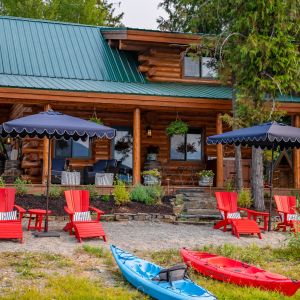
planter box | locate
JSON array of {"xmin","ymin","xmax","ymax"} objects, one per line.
[
  {"xmin": 143, "ymin": 175, "xmax": 161, "ymax": 186},
  {"xmin": 95, "ymin": 173, "xmax": 114, "ymax": 186},
  {"xmin": 61, "ymin": 171, "xmax": 80, "ymax": 185},
  {"xmin": 198, "ymin": 176, "xmax": 214, "ymax": 187}
]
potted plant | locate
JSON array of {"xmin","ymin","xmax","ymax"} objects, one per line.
[
  {"xmin": 146, "ymin": 145, "xmax": 159, "ymax": 161},
  {"xmin": 142, "ymin": 168, "xmax": 161, "ymax": 185},
  {"xmin": 197, "ymin": 170, "xmax": 214, "ymax": 187},
  {"xmin": 166, "ymin": 119, "xmax": 188, "ymax": 137}
]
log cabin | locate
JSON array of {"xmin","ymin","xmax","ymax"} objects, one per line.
[{"xmin": 0, "ymin": 16, "xmax": 299, "ymax": 189}]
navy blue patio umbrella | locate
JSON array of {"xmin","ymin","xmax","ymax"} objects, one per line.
[
  {"xmin": 0, "ymin": 109, "xmax": 116, "ymax": 236},
  {"xmin": 207, "ymin": 121, "xmax": 300, "ymax": 231}
]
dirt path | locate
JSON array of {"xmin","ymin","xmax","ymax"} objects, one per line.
[{"xmin": 0, "ymin": 220, "xmax": 287, "ymax": 255}]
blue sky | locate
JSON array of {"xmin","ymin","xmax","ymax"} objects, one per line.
[{"xmin": 111, "ymin": 0, "xmax": 168, "ymax": 29}]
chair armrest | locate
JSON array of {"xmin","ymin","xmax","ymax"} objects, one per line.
[
  {"xmin": 14, "ymin": 205, "xmax": 26, "ymax": 214},
  {"xmin": 64, "ymin": 206, "xmax": 74, "ymax": 215},
  {"xmin": 240, "ymin": 208, "xmax": 269, "ymax": 216},
  {"xmin": 89, "ymin": 206, "xmax": 104, "ymax": 215}
]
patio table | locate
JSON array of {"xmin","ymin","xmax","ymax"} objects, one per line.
[
  {"xmin": 27, "ymin": 209, "xmax": 52, "ymax": 232},
  {"xmin": 246, "ymin": 209, "xmax": 269, "ymax": 231}
]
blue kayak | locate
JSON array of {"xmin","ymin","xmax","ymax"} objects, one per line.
[{"xmin": 110, "ymin": 245, "xmax": 217, "ymax": 300}]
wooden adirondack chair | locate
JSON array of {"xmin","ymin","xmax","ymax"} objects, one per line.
[
  {"xmin": 214, "ymin": 191, "xmax": 263, "ymax": 239},
  {"xmin": 0, "ymin": 188, "xmax": 26, "ymax": 243},
  {"xmin": 274, "ymin": 195, "xmax": 300, "ymax": 232},
  {"xmin": 64, "ymin": 190, "xmax": 106, "ymax": 242}
]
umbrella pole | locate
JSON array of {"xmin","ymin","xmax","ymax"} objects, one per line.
[
  {"xmin": 268, "ymin": 146, "xmax": 275, "ymax": 231},
  {"xmin": 44, "ymin": 138, "xmax": 51, "ymax": 232}
]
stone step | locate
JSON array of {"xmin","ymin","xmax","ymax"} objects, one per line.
[
  {"xmin": 178, "ymin": 214, "xmax": 221, "ymax": 220},
  {"xmin": 184, "ymin": 201, "xmax": 216, "ymax": 210},
  {"xmin": 182, "ymin": 195, "xmax": 215, "ymax": 201},
  {"xmin": 176, "ymin": 188, "xmax": 206, "ymax": 194},
  {"xmin": 184, "ymin": 208, "xmax": 220, "ymax": 215}
]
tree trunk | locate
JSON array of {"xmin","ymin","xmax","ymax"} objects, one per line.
[
  {"xmin": 251, "ymin": 146, "xmax": 265, "ymax": 211},
  {"xmin": 232, "ymin": 74, "xmax": 243, "ymax": 191},
  {"xmin": 235, "ymin": 145, "xmax": 243, "ymax": 191}
]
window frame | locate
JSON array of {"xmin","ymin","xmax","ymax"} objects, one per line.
[
  {"xmin": 182, "ymin": 54, "xmax": 217, "ymax": 79},
  {"xmin": 169, "ymin": 128, "xmax": 204, "ymax": 162},
  {"xmin": 54, "ymin": 138, "xmax": 92, "ymax": 159}
]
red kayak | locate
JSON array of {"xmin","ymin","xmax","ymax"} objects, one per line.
[{"xmin": 180, "ymin": 248, "xmax": 300, "ymax": 296}]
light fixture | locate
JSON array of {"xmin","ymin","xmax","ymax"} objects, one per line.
[
  {"xmin": 6, "ymin": 137, "xmax": 11, "ymax": 144},
  {"xmin": 146, "ymin": 126, "xmax": 152, "ymax": 137}
]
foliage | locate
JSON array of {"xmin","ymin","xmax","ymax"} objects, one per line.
[
  {"xmin": 89, "ymin": 116, "xmax": 103, "ymax": 125},
  {"xmin": 146, "ymin": 145, "xmax": 159, "ymax": 154},
  {"xmin": 101, "ymin": 194, "xmax": 110, "ymax": 202},
  {"xmin": 166, "ymin": 119, "xmax": 189, "ymax": 136},
  {"xmin": 49, "ymin": 185, "xmax": 62, "ymax": 199},
  {"xmin": 141, "ymin": 168, "xmax": 161, "ymax": 178},
  {"xmin": 14, "ymin": 177, "xmax": 31, "ymax": 196},
  {"xmin": 112, "ymin": 180, "xmax": 130, "ymax": 205},
  {"xmin": 0, "ymin": 0, "xmax": 123, "ymax": 27},
  {"xmin": 237, "ymin": 189, "xmax": 252, "ymax": 208},
  {"xmin": 225, "ymin": 179, "xmax": 234, "ymax": 192},
  {"xmin": 173, "ymin": 194, "xmax": 184, "ymax": 206},
  {"xmin": 0, "ymin": 176, "xmax": 5, "ymax": 187},
  {"xmin": 197, "ymin": 170, "xmax": 214, "ymax": 178},
  {"xmin": 130, "ymin": 184, "xmax": 163, "ymax": 205},
  {"xmin": 84, "ymin": 184, "xmax": 99, "ymax": 200}
]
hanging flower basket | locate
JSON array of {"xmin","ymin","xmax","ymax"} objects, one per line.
[
  {"xmin": 166, "ymin": 119, "xmax": 189, "ymax": 136},
  {"xmin": 89, "ymin": 116, "xmax": 103, "ymax": 125}
]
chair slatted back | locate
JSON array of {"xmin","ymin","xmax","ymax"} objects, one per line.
[
  {"xmin": 215, "ymin": 192, "xmax": 238, "ymax": 213},
  {"xmin": 0, "ymin": 188, "xmax": 16, "ymax": 212},
  {"xmin": 274, "ymin": 195, "xmax": 297, "ymax": 214},
  {"xmin": 64, "ymin": 190, "xmax": 90, "ymax": 213}
]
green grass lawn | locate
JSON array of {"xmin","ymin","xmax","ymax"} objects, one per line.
[{"xmin": 1, "ymin": 236, "xmax": 300, "ymax": 299}]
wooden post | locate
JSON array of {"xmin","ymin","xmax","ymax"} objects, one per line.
[
  {"xmin": 294, "ymin": 115, "xmax": 300, "ymax": 188},
  {"xmin": 133, "ymin": 108, "xmax": 141, "ymax": 185},
  {"xmin": 42, "ymin": 104, "xmax": 51, "ymax": 184},
  {"xmin": 216, "ymin": 113, "xmax": 224, "ymax": 187}
]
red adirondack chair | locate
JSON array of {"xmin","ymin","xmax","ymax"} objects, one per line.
[
  {"xmin": 64, "ymin": 190, "xmax": 106, "ymax": 242},
  {"xmin": 274, "ymin": 195, "xmax": 300, "ymax": 232},
  {"xmin": 0, "ymin": 188, "xmax": 26, "ymax": 243},
  {"xmin": 214, "ymin": 191, "xmax": 263, "ymax": 239}
]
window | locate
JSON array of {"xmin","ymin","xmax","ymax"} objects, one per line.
[
  {"xmin": 113, "ymin": 127, "xmax": 133, "ymax": 170},
  {"xmin": 183, "ymin": 56, "xmax": 217, "ymax": 78},
  {"xmin": 55, "ymin": 138, "xmax": 90, "ymax": 158},
  {"xmin": 170, "ymin": 130, "xmax": 202, "ymax": 161}
]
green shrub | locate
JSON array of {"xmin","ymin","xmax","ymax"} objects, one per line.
[
  {"xmin": 130, "ymin": 184, "xmax": 163, "ymax": 205},
  {"xmin": 14, "ymin": 177, "xmax": 31, "ymax": 196},
  {"xmin": 145, "ymin": 185, "xmax": 164, "ymax": 204},
  {"xmin": 101, "ymin": 194, "xmax": 110, "ymax": 202},
  {"xmin": 238, "ymin": 189, "xmax": 252, "ymax": 208},
  {"xmin": 130, "ymin": 184, "xmax": 152, "ymax": 204},
  {"xmin": 84, "ymin": 184, "xmax": 99, "ymax": 200},
  {"xmin": 226, "ymin": 179, "xmax": 234, "ymax": 191},
  {"xmin": 0, "ymin": 176, "xmax": 5, "ymax": 187},
  {"xmin": 113, "ymin": 180, "xmax": 130, "ymax": 205},
  {"xmin": 49, "ymin": 185, "xmax": 62, "ymax": 198}
]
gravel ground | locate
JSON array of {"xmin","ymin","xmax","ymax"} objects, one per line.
[{"xmin": 0, "ymin": 220, "xmax": 288, "ymax": 255}]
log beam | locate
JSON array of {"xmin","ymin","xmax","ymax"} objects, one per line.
[
  {"xmin": 42, "ymin": 104, "xmax": 51, "ymax": 184},
  {"xmin": 216, "ymin": 113, "xmax": 224, "ymax": 187},
  {"xmin": 294, "ymin": 115, "xmax": 300, "ymax": 188},
  {"xmin": 133, "ymin": 108, "xmax": 141, "ymax": 185}
]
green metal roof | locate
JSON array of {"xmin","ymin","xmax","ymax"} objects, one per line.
[
  {"xmin": 0, "ymin": 17, "xmax": 299, "ymax": 103},
  {"xmin": 0, "ymin": 16, "xmax": 145, "ymax": 83}
]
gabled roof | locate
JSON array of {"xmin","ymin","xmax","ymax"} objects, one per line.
[
  {"xmin": 0, "ymin": 16, "xmax": 299, "ymax": 103},
  {"xmin": 0, "ymin": 16, "xmax": 145, "ymax": 83}
]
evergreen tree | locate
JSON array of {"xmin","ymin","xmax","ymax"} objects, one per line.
[
  {"xmin": 0, "ymin": 0, "xmax": 123, "ymax": 26},
  {"xmin": 159, "ymin": 0, "xmax": 300, "ymax": 209}
]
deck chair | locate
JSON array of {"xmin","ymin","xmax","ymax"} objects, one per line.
[
  {"xmin": 274, "ymin": 195, "xmax": 300, "ymax": 232},
  {"xmin": 64, "ymin": 190, "xmax": 106, "ymax": 242},
  {"xmin": 0, "ymin": 188, "xmax": 26, "ymax": 243},
  {"xmin": 214, "ymin": 191, "xmax": 262, "ymax": 239}
]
